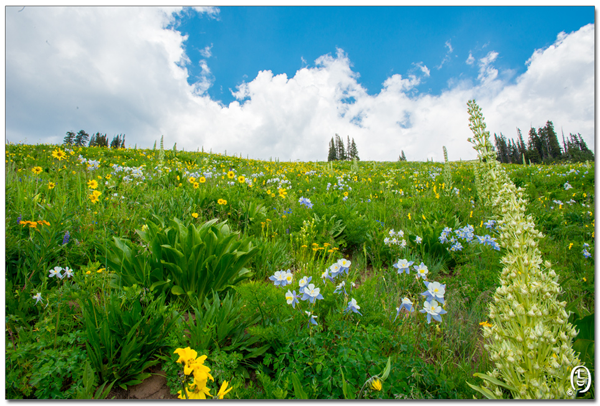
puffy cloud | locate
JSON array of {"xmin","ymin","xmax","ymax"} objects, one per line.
[{"xmin": 5, "ymin": 8, "xmax": 593, "ymax": 162}]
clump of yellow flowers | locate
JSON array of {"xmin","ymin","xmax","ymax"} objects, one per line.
[
  {"xmin": 466, "ymin": 100, "xmax": 580, "ymax": 399},
  {"xmin": 174, "ymin": 347, "xmax": 232, "ymax": 400}
]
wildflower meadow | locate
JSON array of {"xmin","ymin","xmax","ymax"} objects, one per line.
[{"xmin": 5, "ymin": 101, "xmax": 595, "ymax": 399}]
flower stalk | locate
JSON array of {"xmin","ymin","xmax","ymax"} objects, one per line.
[{"xmin": 466, "ymin": 100, "xmax": 580, "ymax": 399}]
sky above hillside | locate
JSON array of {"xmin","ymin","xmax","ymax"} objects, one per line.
[{"xmin": 5, "ymin": 6, "xmax": 594, "ymax": 161}]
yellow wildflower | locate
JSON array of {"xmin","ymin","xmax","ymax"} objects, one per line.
[
  {"xmin": 51, "ymin": 148, "xmax": 67, "ymax": 160},
  {"xmin": 217, "ymin": 381, "xmax": 233, "ymax": 399},
  {"xmin": 371, "ymin": 379, "xmax": 382, "ymax": 391}
]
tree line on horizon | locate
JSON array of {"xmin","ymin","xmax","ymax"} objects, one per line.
[
  {"xmin": 493, "ymin": 121, "xmax": 594, "ymax": 164},
  {"xmin": 63, "ymin": 130, "xmax": 126, "ymax": 149},
  {"xmin": 327, "ymin": 134, "xmax": 359, "ymax": 161}
]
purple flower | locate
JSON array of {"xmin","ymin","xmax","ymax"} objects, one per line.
[
  {"xmin": 62, "ymin": 231, "xmax": 70, "ymax": 245},
  {"xmin": 17, "ymin": 215, "xmax": 22, "ymax": 225}
]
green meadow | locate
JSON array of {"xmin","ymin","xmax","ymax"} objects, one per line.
[{"xmin": 5, "ymin": 111, "xmax": 594, "ymax": 399}]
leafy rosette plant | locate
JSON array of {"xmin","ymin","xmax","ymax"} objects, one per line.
[
  {"xmin": 466, "ymin": 100, "xmax": 580, "ymax": 399},
  {"xmin": 107, "ymin": 217, "xmax": 257, "ymax": 305}
]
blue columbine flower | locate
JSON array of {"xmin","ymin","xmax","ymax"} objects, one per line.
[
  {"xmin": 305, "ymin": 311, "xmax": 318, "ymax": 326},
  {"xmin": 344, "ymin": 298, "xmax": 362, "ymax": 315},
  {"xmin": 421, "ymin": 281, "xmax": 445, "ymax": 304},
  {"xmin": 583, "ymin": 249, "xmax": 592, "ymax": 259},
  {"xmin": 298, "ymin": 276, "xmax": 312, "ymax": 293},
  {"xmin": 62, "ymin": 231, "xmax": 70, "ymax": 245},
  {"xmin": 269, "ymin": 270, "xmax": 288, "ymax": 287},
  {"xmin": 321, "ymin": 269, "xmax": 334, "ymax": 284},
  {"xmin": 414, "ymin": 262, "xmax": 429, "ymax": 279},
  {"xmin": 329, "ymin": 263, "xmax": 343, "ymax": 278},
  {"xmin": 394, "ymin": 297, "xmax": 414, "ymax": 321},
  {"xmin": 301, "ymin": 284, "xmax": 324, "ymax": 303},
  {"xmin": 419, "ymin": 300, "xmax": 447, "ymax": 323},
  {"xmin": 298, "ymin": 197, "xmax": 313, "ymax": 209},
  {"xmin": 334, "ymin": 281, "xmax": 346, "ymax": 295},
  {"xmin": 393, "ymin": 259, "xmax": 414, "ymax": 275},
  {"xmin": 337, "ymin": 258, "xmax": 351, "ymax": 274},
  {"xmin": 286, "ymin": 290, "xmax": 299, "ymax": 308}
]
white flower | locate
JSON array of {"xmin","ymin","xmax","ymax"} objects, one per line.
[
  {"xmin": 63, "ymin": 267, "xmax": 74, "ymax": 279},
  {"xmin": 32, "ymin": 292, "xmax": 43, "ymax": 304},
  {"xmin": 49, "ymin": 266, "xmax": 62, "ymax": 278}
]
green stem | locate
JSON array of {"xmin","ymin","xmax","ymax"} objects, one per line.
[{"xmin": 53, "ymin": 302, "xmax": 61, "ymax": 350}]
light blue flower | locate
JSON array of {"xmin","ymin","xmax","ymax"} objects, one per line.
[
  {"xmin": 484, "ymin": 220, "xmax": 496, "ymax": 229},
  {"xmin": 414, "ymin": 262, "xmax": 429, "ymax": 279},
  {"xmin": 337, "ymin": 258, "xmax": 351, "ymax": 274},
  {"xmin": 299, "ymin": 276, "xmax": 312, "ymax": 293},
  {"xmin": 419, "ymin": 300, "xmax": 447, "ymax": 323},
  {"xmin": 344, "ymin": 298, "xmax": 362, "ymax": 315},
  {"xmin": 415, "ymin": 236, "xmax": 422, "ymax": 244},
  {"xmin": 285, "ymin": 290, "xmax": 299, "ymax": 308},
  {"xmin": 329, "ymin": 263, "xmax": 343, "ymax": 278},
  {"xmin": 301, "ymin": 284, "xmax": 324, "ymax": 303},
  {"xmin": 298, "ymin": 197, "xmax": 313, "ymax": 209},
  {"xmin": 334, "ymin": 281, "xmax": 346, "ymax": 295},
  {"xmin": 583, "ymin": 249, "xmax": 592, "ymax": 259},
  {"xmin": 305, "ymin": 311, "xmax": 318, "ymax": 326},
  {"xmin": 394, "ymin": 297, "xmax": 413, "ymax": 321},
  {"xmin": 449, "ymin": 242, "xmax": 463, "ymax": 252},
  {"xmin": 269, "ymin": 270, "xmax": 288, "ymax": 287},
  {"xmin": 321, "ymin": 269, "xmax": 334, "ymax": 284},
  {"xmin": 393, "ymin": 259, "xmax": 414, "ymax": 275},
  {"xmin": 421, "ymin": 281, "xmax": 445, "ymax": 304}
]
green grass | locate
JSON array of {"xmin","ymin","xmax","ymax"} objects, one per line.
[{"xmin": 5, "ymin": 142, "xmax": 594, "ymax": 399}]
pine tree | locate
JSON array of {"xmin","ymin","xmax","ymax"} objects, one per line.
[
  {"xmin": 516, "ymin": 128, "xmax": 527, "ymax": 159},
  {"xmin": 327, "ymin": 137, "xmax": 337, "ymax": 161},
  {"xmin": 544, "ymin": 121, "xmax": 562, "ymax": 160},
  {"xmin": 400, "ymin": 150, "xmax": 406, "ymax": 161},
  {"xmin": 110, "ymin": 134, "xmax": 125, "ymax": 149},
  {"xmin": 526, "ymin": 127, "xmax": 542, "ymax": 164},
  {"xmin": 74, "ymin": 130, "xmax": 89, "ymax": 147},
  {"xmin": 350, "ymin": 138, "xmax": 359, "ymax": 160},
  {"xmin": 63, "ymin": 131, "xmax": 76, "ymax": 146},
  {"xmin": 335, "ymin": 134, "xmax": 346, "ymax": 160}
]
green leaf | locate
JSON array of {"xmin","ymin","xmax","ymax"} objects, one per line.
[
  {"xmin": 467, "ymin": 382, "xmax": 498, "ymax": 399},
  {"xmin": 290, "ymin": 373, "xmax": 309, "ymax": 399},
  {"xmin": 171, "ymin": 285, "xmax": 185, "ymax": 296},
  {"xmin": 380, "ymin": 356, "xmax": 392, "ymax": 380},
  {"xmin": 473, "ymin": 372, "xmax": 517, "ymax": 392},
  {"xmin": 574, "ymin": 313, "xmax": 594, "ymax": 341},
  {"xmin": 340, "ymin": 366, "xmax": 355, "ymax": 400},
  {"xmin": 573, "ymin": 339, "xmax": 595, "ymax": 366}
]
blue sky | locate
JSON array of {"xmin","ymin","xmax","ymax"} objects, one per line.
[
  {"xmin": 173, "ymin": 7, "xmax": 593, "ymax": 105},
  {"xmin": 5, "ymin": 6, "xmax": 595, "ymax": 161}
]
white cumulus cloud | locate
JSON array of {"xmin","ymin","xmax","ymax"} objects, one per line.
[{"xmin": 5, "ymin": 8, "xmax": 594, "ymax": 162}]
